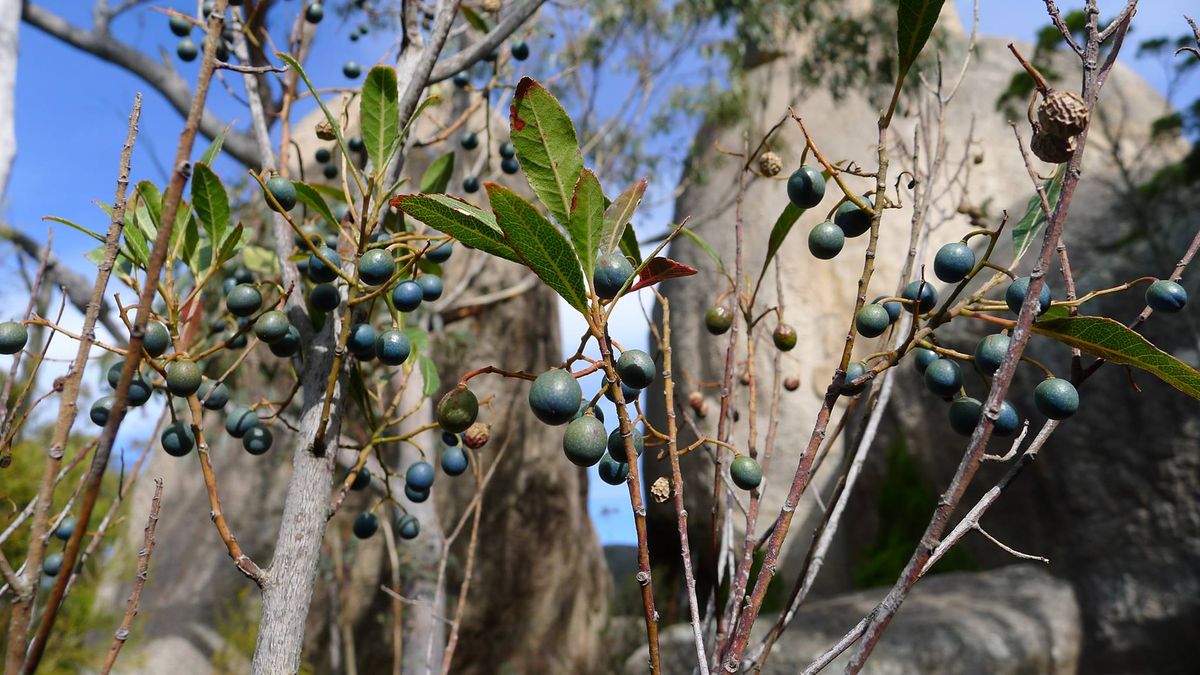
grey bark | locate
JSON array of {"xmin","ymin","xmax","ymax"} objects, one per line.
[{"xmin": 0, "ymin": 0, "xmax": 18, "ymax": 200}]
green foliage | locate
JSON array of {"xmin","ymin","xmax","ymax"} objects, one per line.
[
  {"xmin": 509, "ymin": 78, "xmax": 584, "ymax": 227},
  {"xmin": 567, "ymin": 170, "xmax": 606, "ymax": 278},
  {"xmin": 854, "ymin": 437, "xmax": 977, "ymax": 588},
  {"xmin": 895, "ymin": 0, "xmax": 947, "ymax": 87},
  {"xmin": 360, "ymin": 65, "xmax": 399, "ymax": 172},
  {"xmin": 419, "ymin": 153, "xmax": 455, "ymax": 194},
  {"xmin": 1012, "ymin": 164, "xmax": 1066, "ymax": 264}
]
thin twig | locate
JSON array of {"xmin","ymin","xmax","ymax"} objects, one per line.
[{"xmin": 99, "ymin": 477, "xmax": 164, "ymax": 675}]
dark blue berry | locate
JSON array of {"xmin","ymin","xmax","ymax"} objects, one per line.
[
  {"xmin": 392, "ymin": 280, "xmax": 423, "ymax": 312},
  {"xmin": 161, "ymin": 421, "xmax": 195, "ymax": 457},
  {"xmin": 460, "ymin": 131, "xmax": 479, "ymax": 150},
  {"xmin": 511, "ymin": 41, "xmax": 530, "ymax": 61},
  {"xmin": 499, "ymin": 142, "xmax": 516, "ymax": 159},
  {"xmin": 176, "ymin": 37, "xmax": 198, "ymax": 62},
  {"xmin": 349, "ymin": 323, "xmax": 377, "ymax": 359},
  {"xmin": 352, "ymin": 512, "xmax": 378, "ymax": 539},
  {"xmin": 226, "ymin": 284, "xmax": 262, "ymax": 316},
  {"xmin": 463, "ymin": 176, "xmax": 480, "ymax": 193},
  {"xmin": 924, "ymin": 358, "xmax": 962, "ymax": 398},
  {"xmin": 323, "ymin": 163, "xmax": 338, "ymax": 180},
  {"xmin": 594, "ymin": 252, "xmax": 634, "ymax": 300},
  {"xmin": 842, "ymin": 361, "xmax": 869, "ymax": 395},
  {"xmin": 416, "ymin": 275, "xmax": 443, "ymax": 301},
  {"xmin": 376, "ymin": 330, "xmax": 411, "ymax": 366},
  {"xmin": 225, "ymin": 405, "xmax": 260, "ymax": 438},
  {"xmin": 933, "ymin": 242, "xmax": 975, "ymax": 283},
  {"xmin": 405, "ymin": 484, "xmax": 430, "ymax": 503},
  {"xmin": 948, "ymin": 397, "xmax": 982, "ymax": 436},
  {"xmin": 315, "ymin": 147, "xmax": 332, "ymax": 163},
  {"xmin": 872, "ymin": 296, "xmax": 902, "ymax": 323},
  {"xmin": 913, "ymin": 347, "xmax": 939, "ymax": 373},
  {"xmin": 786, "ymin": 166, "xmax": 825, "ymax": 209},
  {"xmin": 197, "ymin": 379, "xmax": 230, "ymax": 410},
  {"xmin": 266, "ymin": 176, "xmax": 297, "ymax": 211},
  {"xmin": 349, "ymin": 466, "xmax": 371, "ymax": 490},
  {"xmin": 529, "ymin": 369, "xmax": 583, "ymax": 425},
  {"xmin": 994, "ymin": 400, "xmax": 1021, "ymax": 436},
  {"xmin": 305, "ymin": 3, "xmax": 324, "ymax": 23},
  {"xmin": 607, "ymin": 427, "xmax": 644, "ymax": 458},
  {"xmin": 243, "ymin": 426, "xmax": 273, "ymax": 455},
  {"xmin": 166, "ymin": 360, "xmax": 202, "ymax": 396},
  {"xmin": 901, "ymin": 280, "xmax": 938, "ymax": 313},
  {"xmin": 598, "ymin": 453, "xmax": 629, "ymax": 485},
  {"xmin": 309, "ymin": 283, "xmax": 341, "ymax": 312},
  {"xmin": 427, "ymin": 241, "xmax": 453, "ymax": 263},
  {"xmin": 308, "ymin": 247, "xmax": 342, "ymax": 283},
  {"xmin": 348, "ymin": 136, "xmax": 365, "ymax": 153},
  {"xmin": 53, "ymin": 517, "xmax": 75, "ymax": 541},
  {"xmin": 406, "ymin": 461, "xmax": 435, "ymax": 489},
  {"xmin": 616, "ymin": 349, "xmax": 656, "ymax": 389},
  {"xmin": 1146, "ymin": 279, "xmax": 1187, "ymax": 313},
  {"xmin": 169, "ymin": 15, "xmax": 192, "ymax": 36},
  {"xmin": 254, "ymin": 311, "xmax": 290, "ymax": 344},
  {"xmin": 563, "ymin": 416, "xmax": 607, "ymax": 467},
  {"xmin": 1005, "ymin": 276, "xmax": 1052, "ymax": 315},
  {"xmin": 43, "ymin": 552, "xmax": 63, "ymax": 577},
  {"xmin": 1034, "ymin": 378, "xmax": 1078, "ymax": 420},
  {"xmin": 269, "ymin": 326, "xmax": 300, "ymax": 357},
  {"xmin": 144, "ymin": 320, "xmax": 171, "ymax": 357},
  {"xmin": 974, "ymin": 333, "xmax": 1010, "ymax": 376},
  {"xmin": 441, "ymin": 446, "xmax": 468, "ymax": 476},
  {"xmin": 834, "ymin": 197, "xmax": 874, "ymax": 238},
  {"xmin": 358, "ymin": 249, "xmax": 396, "ymax": 286},
  {"xmin": 501, "ymin": 157, "xmax": 520, "ymax": 174},
  {"xmin": 453, "ymin": 71, "xmax": 470, "ymax": 87},
  {"xmin": 343, "ymin": 61, "xmax": 362, "ymax": 79},
  {"xmin": 855, "ymin": 304, "xmax": 891, "ymax": 338},
  {"xmin": 572, "ymin": 401, "xmax": 604, "ymax": 424},
  {"xmin": 442, "ymin": 431, "xmax": 460, "ymax": 446},
  {"xmin": 397, "ymin": 514, "xmax": 420, "ymax": 539},
  {"xmin": 808, "ymin": 221, "xmax": 844, "ymax": 259}
]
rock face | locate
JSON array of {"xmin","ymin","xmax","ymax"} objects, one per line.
[
  {"xmin": 626, "ymin": 565, "xmax": 1082, "ymax": 675},
  {"xmin": 99, "ymin": 86, "xmax": 609, "ymax": 673},
  {"xmin": 648, "ymin": 9, "xmax": 1196, "ymax": 675}
]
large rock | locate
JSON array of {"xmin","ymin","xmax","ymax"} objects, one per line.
[{"xmin": 625, "ymin": 565, "xmax": 1081, "ymax": 674}]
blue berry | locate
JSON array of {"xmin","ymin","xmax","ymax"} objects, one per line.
[
  {"xmin": 1146, "ymin": 280, "xmax": 1187, "ymax": 313},
  {"xmin": 416, "ymin": 275, "xmax": 443, "ymax": 301},
  {"xmin": 352, "ymin": 512, "xmax": 378, "ymax": 539},
  {"xmin": 855, "ymin": 304, "xmax": 891, "ymax": 338},
  {"xmin": 315, "ymin": 147, "xmax": 332, "ymax": 163},
  {"xmin": 563, "ymin": 415, "xmax": 607, "ymax": 467},
  {"xmin": 460, "ymin": 131, "xmax": 479, "ymax": 150},
  {"xmin": 343, "ymin": 61, "xmax": 362, "ymax": 79},
  {"xmin": 730, "ymin": 455, "xmax": 762, "ymax": 490},
  {"xmin": 442, "ymin": 431, "xmax": 460, "ymax": 446},
  {"xmin": 397, "ymin": 514, "xmax": 420, "ymax": 539},
  {"xmin": 1005, "ymin": 276, "xmax": 1052, "ymax": 315},
  {"xmin": 197, "ymin": 379, "xmax": 230, "ymax": 410},
  {"xmin": 406, "ymin": 461, "xmax": 435, "ymax": 490},
  {"xmin": 358, "ymin": 249, "xmax": 396, "ymax": 286},
  {"xmin": 901, "ymin": 280, "xmax": 938, "ymax": 313},
  {"xmin": 604, "ymin": 381, "xmax": 641, "ymax": 404},
  {"xmin": 572, "ymin": 401, "xmax": 604, "ymax": 424},
  {"xmin": 405, "ymin": 484, "xmax": 430, "ymax": 503},
  {"xmin": 808, "ymin": 221, "xmax": 844, "ymax": 259},
  {"xmin": 309, "ymin": 283, "xmax": 341, "ymax": 312},
  {"xmin": 166, "ymin": 359, "xmax": 203, "ymax": 397},
  {"xmin": 453, "ymin": 71, "xmax": 470, "ymax": 87},
  {"xmin": 43, "ymin": 552, "xmax": 64, "ymax": 577},
  {"xmin": 501, "ymin": 157, "xmax": 520, "ymax": 174},
  {"xmin": 786, "ymin": 166, "xmax": 825, "ymax": 209},
  {"xmin": 90, "ymin": 396, "xmax": 114, "ymax": 426},
  {"xmin": 974, "ymin": 333, "xmax": 1010, "ymax": 376},
  {"xmin": 322, "ymin": 163, "xmax": 339, "ymax": 179},
  {"xmin": 427, "ymin": 241, "xmax": 453, "ymax": 263},
  {"xmin": 176, "ymin": 37, "xmax": 198, "ymax": 62},
  {"xmin": 349, "ymin": 466, "xmax": 371, "ymax": 491},
  {"xmin": 529, "ymin": 369, "xmax": 583, "ymax": 425},
  {"xmin": 933, "ymin": 242, "xmax": 975, "ymax": 283},
  {"xmin": 225, "ymin": 405, "xmax": 261, "ymax": 438},
  {"xmin": 266, "ymin": 176, "xmax": 297, "ymax": 212},
  {"xmin": 594, "ymin": 252, "xmax": 635, "ymax": 299},
  {"xmin": 834, "ymin": 197, "xmax": 873, "ymax": 238},
  {"xmin": 607, "ymin": 427, "xmax": 644, "ymax": 458},
  {"xmin": 169, "ymin": 14, "xmax": 192, "ymax": 36},
  {"xmin": 307, "ymin": 247, "xmax": 342, "ymax": 283},
  {"xmin": 463, "ymin": 176, "xmax": 480, "ymax": 193},
  {"xmin": 243, "ymin": 426, "xmax": 273, "ymax": 455},
  {"xmin": 948, "ymin": 397, "xmax": 982, "ymax": 436},
  {"xmin": 616, "ymin": 349, "xmax": 656, "ymax": 389},
  {"xmin": 143, "ymin": 320, "xmax": 171, "ymax": 357},
  {"xmin": 348, "ymin": 137, "xmax": 365, "ymax": 153},
  {"xmin": 913, "ymin": 347, "xmax": 939, "ymax": 373},
  {"xmin": 254, "ymin": 311, "xmax": 290, "ymax": 344},
  {"xmin": 511, "ymin": 41, "xmax": 530, "ymax": 61},
  {"xmin": 376, "ymin": 330, "xmax": 411, "ymax": 366},
  {"xmin": 598, "ymin": 453, "xmax": 629, "ymax": 485},
  {"xmin": 392, "ymin": 280, "xmax": 423, "ymax": 312},
  {"xmin": 499, "ymin": 142, "xmax": 516, "ymax": 159},
  {"xmin": 924, "ymin": 358, "xmax": 962, "ymax": 397},
  {"xmin": 441, "ymin": 446, "xmax": 468, "ymax": 476},
  {"xmin": 305, "ymin": 3, "xmax": 324, "ymax": 23},
  {"xmin": 53, "ymin": 517, "xmax": 75, "ymax": 541},
  {"xmin": 349, "ymin": 323, "xmax": 377, "ymax": 360},
  {"xmin": 269, "ymin": 326, "xmax": 300, "ymax": 358},
  {"xmin": 1034, "ymin": 378, "xmax": 1078, "ymax": 420},
  {"xmin": 872, "ymin": 296, "xmax": 902, "ymax": 324},
  {"xmin": 161, "ymin": 421, "xmax": 195, "ymax": 457},
  {"xmin": 842, "ymin": 361, "xmax": 869, "ymax": 395},
  {"xmin": 994, "ymin": 400, "xmax": 1021, "ymax": 436}
]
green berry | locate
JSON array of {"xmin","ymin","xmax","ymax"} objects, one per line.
[
  {"xmin": 1146, "ymin": 279, "xmax": 1187, "ymax": 313},
  {"xmin": 169, "ymin": 14, "xmax": 192, "ymax": 36},
  {"xmin": 437, "ymin": 385, "xmax": 479, "ymax": 433},
  {"xmin": 901, "ymin": 280, "xmax": 938, "ymax": 313},
  {"xmin": 143, "ymin": 320, "xmax": 171, "ymax": 357},
  {"xmin": 269, "ymin": 326, "xmax": 300, "ymax": 358},
  {"xmin": 407, "ymin": 461, "xmax": 435, "ymax": 489},
  {"xmin": 1034, "ymin": 378, "xmax": 1078, "ymax": 420},
  {"xmin": 166, "ymin": 359, "xmax": 203, "ymax": 397},
  {"xmin": 397, "ymin": 514, "xmax": 420, "ymax": 539},
  {"xmin": 224, "ymin": 404, "xmax": 261, "ymax": 438},
  {"xmin": 225, "ymin": 284, "xmax": 262, "ymax": 317},
  {"xmin": 594, "ymin": 252, "xmax": 635, "ymax": 300},
  {"xmin": 90, "ymin": 396, "xmax": 114, "ymax": 426},
  {"xmin": 1005, "ymin": 276, "xmax": 1052, "ymax": 315},
  {"xmin": 307, "ymin": 247, "xmax": 341, "ymax": 283},
  {"xmin": 933, "ymin": 242, "xmax": 975, "ymax": 283},
  {"xmin": 834, "ymin": 197, "xmax": 873, "ymax": 238},
  {"xmin": 161, "ymin": 421, "xmax": 195, "ymax": 457},
  {"xmin": 913, "ymin": 347, "xmax": 938, "ymax": 373},
  {"xmin": 730, "ymin": 455, "xmax": 762, "ymax": 490},
  {"xmin": 924, "ymin": 358, "xmax": 962, "ymax": 398},
  {"xmin": 254, "ymin": 311, "xmax": 290, "ymax": 344},
  {"xmin": 948, "ymin": 397, "xmax": 982, "ymax": 436},
  {"xmin": 607, "ymin": 427, "xmax": 644, "ymax": 458},
  {"xmin": 786, "ymin": 166, "xmax": 825, "ymax": 209},
  {"xmin": 376, "ymin": 330, "xmax": 411, "ymax": 366},
  {"xmin": 392, "ymin": 281, "xmax": 423, "ymax": 312},
  {"xmin": 616, "ymin": 350, "xmax": 656, "ymax": 389},
  {"xmin": 243, "ymin": 426, "xmax": 273, "ymax": 455},
  {"xmin": 309, "ymin": 283, "xmax": 341, "ymax": 312},
  {"xmin": 772, "ymin": 324, "xmax": 798, "ymax": 351},
  {"xmin": 358, "ymin": 249, "xmax": 396, "ymax": 286},
  {"xmin": 808, "ymin": 221, "xmax": 845, "ymax": 259},
  {"xmin": 855, "ymin": 304, "xmax": 890, "ymax": 338},
  {"xmin": 197, "ymin": 379, "xmax": 230, "ymax": 410},
  {"xmin": 562, "ymin": 415, "xmax": 607, "ymax": 467},
  {"xmin": 974, "ymin": 333, "xmax": 1010, "ymax": 376},
  {"xmin": 705, "ymin": 306, "xmax": 733, "ymax": 335},
  {"xmin": 842, "ymin": 361, "xmax": 869, "ymax": 396},
  {"xmin": 598, "ymin": 452, "xmax": 629, "ymax": 485},
  {"xmin": 0, "ymin": 321, "xmax": 28, "ymax": 355},
  {"xmin": 529, "ymin": 369, "xmax": 583, "ymax": 425},
  {"xmin": 441, "ymin": 446, "xmax": 468, "ymax": 476},
  {"xmin": 176, "ymin": 37, "xmax": 198, "ymax": 62},
  {"xmin": 352, "ymin": 512, "xmax": 378, "ymax": 539},
  {"xmin": 343, "ymin": 61, "xmax": 362, "ymax": 79},
  {"xmin": 266, "ymin": 176, "xmax": 297, "ymax": 212}
]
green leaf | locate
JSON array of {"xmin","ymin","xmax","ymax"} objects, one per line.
[
  {"xmin": 1012, "ymin": 164, "xmax": 1066, "ymax": 264},
  {"xmin": 567, "ymin": 169, "xmax": 605, "ymax": 278},
  {"xmin": 217, "ymin": 223, "xmax": 244, "ymax": 265},
  {"xmin": 191, "ymin": 163, "xmax": 230, "ymax": 251},
  {"xmin": 85, "ymin": 245, "xmax": 134, "ymax": 284},
  {"xmin": 486, "ymin": 183, "xmax": 589, "ymax": 314},
  {"xmin": 361, "ymin": 65, "xmax": 399, "ymax": 173},
  {"xmin": 1033, "ymin": 316, "xmax": 1200, "ymax": 400},
  {"xmin": 420, "ymin": 153, "xmax": 455, "ymax": 194},
  {"xmin": 293, "ymin": 182, "xmax": 338, "ymax": 228},
  {"xmin": 896, "ymin": 0, "xmax": 947, "ymax": 84},
  {"xmin": 418, "ymin": 355, "xmax": 440, "ymax": 398},
  {"xmin": 242, "ymin": 245, "xmax": 278, "ymax": 276},
  {"xmin": 135, "ymin": 181, "xmax": 162, "ymax": 226},
  {"xmin": 393, "ymin": 193, "xmax": 522, "ymax": 264},
  {"xmin": 509, "ymin": 77, "xmax": 584, "ymax": 227},
  {"xmin": 619, "ymin": 223, "xmax": 642, "ymax": 265},
  {"xmin": 278, "ymin": 52, "xmax": 354, "ymax": 164},
  {"xmin": 460, "ymin": 5, "xmax": 489, "ymax": 32},
  {"xmin": 403, "ymin": 326, "xmax": 429, "ymax": 354},
  {"xmin": 309, "ymin": 183, "xmax": 350, "ymax": 204},
  {"xmin": 761, "ymin": 202, "xmax": 804, "ymax": 277},
  {"xmin": 44, "ymin": 216, "xmax": 104, "ymax": 244},
  {"xmin": 199, "ymin": 125, "xmax": 228, "ymax": 166},
  {"xmin": 678, "ymin": 227, "xmax": 726, "ymax": 274},
  {"xmin": 600, "ymin": 178, "xmax": 645, "ymax": 255}
]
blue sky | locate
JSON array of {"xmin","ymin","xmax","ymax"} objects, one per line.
[{"xmin": 4, "ymin": 1, "xmax": 1197, "ymax": 546}]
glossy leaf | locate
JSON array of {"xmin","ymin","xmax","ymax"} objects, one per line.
[
  {"xmin": 420, "ymin": 153, "xmax": 455, "ymax": 194},
  {"xmin": 600, "ymin": 178, "xmax": 645, "ymax": 256},
  {"xmin": 199, "ymin": 125, "xmax": 227, "ymax": 166},
  {"xmin": 486, "ymin": 183, "xmax": 588, "ymax": 314},
  {"xmin": 217, "ymin": 223, "xmax": 244, "ymax": 265},
  {"xmin": 567, "ymin": 169, "xmax": 605, "ymax": 278},
  {"xmin": 509, "ymin": 77, "xmax": 583, "ymax": 227},
  {"xmin": 677, "ymin": 227, "xmax": 726, "ymax": 274},
  {"xmin": 361, "ymin": 65, "xmax": 399, "ymax": 172},
  {"xmin": 1033, "ymin": 316, "xmax": 1200, "ymax": 400},
  {"xmin": 460, "ymin": 5, "xmax": 489, "ymax": 32},
  {"xmin": 419, "ymin": 354, "xmax": 440, "ymax": 398},
  {"xmin": 294, "ymin": 182, "xmax": 339, "ymax": 228},
  {"xmin": 628, "ymin": 257, "xmax": 698, "ymax": 293},
  {"xmin": 191, "ymin": 163, "xmax": 230, "ymax": 251},
  {"xmin": 1013, "ymin": 164, "xmax": 1066, "ymax": 264},
  {"xmin": 392, "ymin": 193, "xmax": 521, "ymax": 264},
  {"xmin": 896, "ymin": 0, "xmax": 947, "ymax": 84},
  {"xmin": 619, "ymin": 222, "xmax": 642, "ymax": 265},
  {"xmin": 761, "ymin": 202, "xmax": 803, "ymax": 278}
]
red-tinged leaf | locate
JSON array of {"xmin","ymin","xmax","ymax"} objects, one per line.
[{"xmin": 628, "ymin": 257, "xmax": 698, "ymax": 292}]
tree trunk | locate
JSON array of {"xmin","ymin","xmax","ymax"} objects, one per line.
[{"xmin": 0, "ymin": 0, "xmax": 19, "ymax": 199}]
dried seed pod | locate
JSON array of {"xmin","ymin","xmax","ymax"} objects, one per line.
[
  {"xmin": 1030, "ymin": 128, "xmax": 1077, "ymax": 164},
  {"xmin": 758, "ymin": 151, "xmax": 783, "ymax": 177},
  {"xmin": 783, "ymin": 376, "xmax": 800, "ymax": 391},
  {"xmin": 463, "ymin": 422, "xmax": 490, "ymax": 449},
  {"xmin": 1037, "ymin": 90, "xmax": 1088, "ymax": 138},
  {"xmin": 315, "ymin": 119, "xmax": 337, "ymax": 141},
  {"xmin": 687, "ymin": 391, "xmax": 708, "ymax": 418},
  {"xmin": 650, "ymin": 477, "xmax": 671, "ymax": 504},
  {"xmin": 480, "ymin": 0, "xmax": 501, "ymax": 11}
]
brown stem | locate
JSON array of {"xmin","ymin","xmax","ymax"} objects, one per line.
[{"xmin": 98, "ymin": 477, "xmax": 164, "ymax": 675}]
